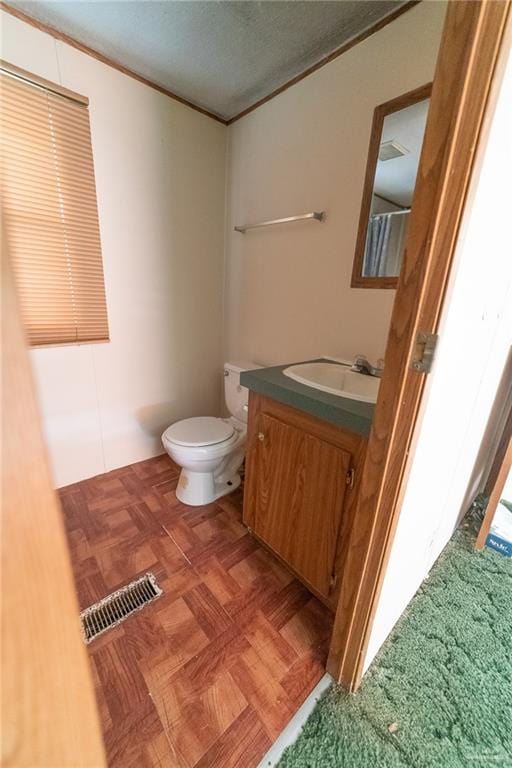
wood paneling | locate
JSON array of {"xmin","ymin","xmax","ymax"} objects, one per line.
[
  {"xmin": 251, "ymin": 412, "xmax": 351, "ymax": 598},
  {"xmin": 328, "ymin": 0, "xmax": 512, "ymax": 691},
  {"xmin": 1, "ymin": 235, "xmax": 105, "ymax": 766},
  {"xmin": 245, "ymin": 392, "xmax": 364, "ymax": 469},
  {"xmin": 61, "ymin": 454, "xmax": 333, "ymax": 768},
  {"xmin": 351, "ymin": 82, "xmax": 432, "ymax": 290},
  {"xmin": 484, "ymin": 393, "xmax": 512, "ymax": 499},
  {"xmin": 243, "ymin": 393, "xmax": 366, "ymax": 607},
  {"xmin": 476, "ymin": 437, "xmax": 512, "ymax": 551}
]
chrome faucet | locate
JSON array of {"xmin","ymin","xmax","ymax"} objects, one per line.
[{"xmin": 351, "ymin": 355, "xmax": 384, "ymax": 378}]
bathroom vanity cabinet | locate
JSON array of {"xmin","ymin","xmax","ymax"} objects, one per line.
[{"xmin": 243, "ymin": 392, "xmax": 367, "ymax": 608}]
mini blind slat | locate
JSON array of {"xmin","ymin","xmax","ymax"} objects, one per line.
[
  {"xmin": 11, "ymin": 258, "xmax": 106, "ymax": 272},
  {"xmin": 7, "ymin": 247, "xmax": 104, "ymax": 261},
  {"xmin": 2, "ymin": 149, "xmax": 97, "ymax": 179},
  {"xmin": 6, "ymin": 199, "xmax": 103, "ymax": 223},
  {"xmin": 8, "ymin": 222, "xmax": 102, "ymax": 237},
  {"xmin": 3, "ymin": 122, "xmax": 96, "ymax": 153},
  {"xmin": 13, "ymin": 282, "xmax": 109, "ymax": 295},
  {"xmin": 0, "ymin": 71, "xmax": 109, "ymax": 347},
  {"xmin": 3, "ymin": 135, "xmax": 98, "ymax": 170},
  {"xmin": 2, "ymin": 99, "xmax": 94, "ymax": 135},
  {"xmin": 5, "ymin": 203, "xmax": 103, "ymax": 224}
]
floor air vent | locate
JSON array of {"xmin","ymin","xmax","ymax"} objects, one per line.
[{"xmin": 80, "ymin": 572, "xmax": 162, "ymax": 643}]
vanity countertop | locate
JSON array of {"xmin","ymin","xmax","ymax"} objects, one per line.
[{"xmin": 241, "ymin": 359, "xmax": 375, "ymax": 438}]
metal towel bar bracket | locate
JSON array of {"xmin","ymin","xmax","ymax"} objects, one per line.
[{"xmin": 234, "ymin": 211, "xmax": 325, "ymax": 233}]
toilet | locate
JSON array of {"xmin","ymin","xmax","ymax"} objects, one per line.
[{"xmin": 161, "ymin": 362, "xmax": 258, "ymax": 506}]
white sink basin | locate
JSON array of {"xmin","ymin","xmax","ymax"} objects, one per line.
[{"xmin": 283, "ymin": 362, "xmax": 380, "ymax": 404}]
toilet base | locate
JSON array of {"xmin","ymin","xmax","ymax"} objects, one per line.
[{"xmin": 176, "ymin": 468, "xmax": 241, "ymax": 506}]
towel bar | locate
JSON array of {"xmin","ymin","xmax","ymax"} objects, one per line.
[{"xmin": 234, "ymin": 211, "xmax": 325, "ymax": 233}]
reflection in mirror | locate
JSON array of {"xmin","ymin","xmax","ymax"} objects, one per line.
[
  {"xmin": 352, "ymin": 84, "xmax": 432, "ymax": 288},
  {"xmin": 364, "ymin": 99, "xmax": 429, "ymax": 278}
]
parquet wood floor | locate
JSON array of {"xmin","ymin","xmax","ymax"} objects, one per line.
[{"xmin": 60, "ymin": 454, "xmax": 333, "ymax": 768}]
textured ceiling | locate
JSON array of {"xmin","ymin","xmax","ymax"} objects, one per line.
[{"xmin": 7, "ymin": 1, "xmax": 408, "ymax": 120}]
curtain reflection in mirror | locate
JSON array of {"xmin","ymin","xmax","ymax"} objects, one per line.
[{"xmin": 363, "ymin": 210, "xmax": 410, "ymax": 277}]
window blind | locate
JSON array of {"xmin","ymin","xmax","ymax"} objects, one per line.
[{"xmin": 0, "ymin": 66, "xmax": 109, "ymax": 346}]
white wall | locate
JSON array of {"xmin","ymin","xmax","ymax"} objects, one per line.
[
  {"xmin": 365, "ymin": 49, "xmax": 512, "ymax": 670},
  {"xmin": 1, "ymin": 11, "xmax": 227, "ymax": 487},
  {"xmin": 224, "ymin": 2, "xmax": 446, "ymax": 367}
]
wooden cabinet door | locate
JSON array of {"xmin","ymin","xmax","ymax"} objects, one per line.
[{"xmin": 251, "ymin": 412, "xmax": 351, "ymax": 599}]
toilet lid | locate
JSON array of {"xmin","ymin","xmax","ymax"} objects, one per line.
[{"xmin": 164, "ymin": 417, "xmax": 234, "ymax": 447}]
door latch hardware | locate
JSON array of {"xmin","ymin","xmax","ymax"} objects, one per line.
[
  {"xmin": 257, "ymin": 432, "xmax": 265, "ymax": 442},
  {"xmin": 411, "ymin": 331, "xmax": 438, "ymax": 374},
  {"xmin": 346, "ymin": 468, "xmax": 355, "ymax": 489}
]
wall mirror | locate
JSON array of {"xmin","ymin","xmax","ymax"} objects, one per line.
[{"xmin": 351, "ymin": 83, "xmax": 432, "ymax": 289}]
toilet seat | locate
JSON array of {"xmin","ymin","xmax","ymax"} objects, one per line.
[
  {"xmin": 163, "ymin": 431, "xmax": 243, "ymax": 464},
  {"xmin": 163, "ymin": 416, "xmax": 234, "ymax": 448}
]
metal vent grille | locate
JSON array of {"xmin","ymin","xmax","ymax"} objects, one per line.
[
  {"xmin": 378, "ymin": 139, "xmax": 409, "ymax": 161},
  {"xmin": 80, "ymin": 572, "xmax": 162, "ymax": 643}
]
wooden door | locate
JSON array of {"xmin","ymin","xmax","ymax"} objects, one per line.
[
  {"xmin": 2, "ymin": 236, "xmax": 106, "ymax": 766},
  {"xmin": 252, "ymin": 413, "xmax": 351, "ymax": 599},
  {"xmin": 328, "ymin": 0, "xmax": 512, "ymax": 690},
  {"xmin": 475, "ymin": 436, "xmax": 512, "ymax": 551}
]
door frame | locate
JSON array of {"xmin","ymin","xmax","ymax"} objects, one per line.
[{"xmin": 327, "ymin": 0, "xmax": 512, "ymax": 691}]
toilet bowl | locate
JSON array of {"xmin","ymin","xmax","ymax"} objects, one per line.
[{"xmin": 161, "ymin": 362, "xmax": 258, "ymax": 506}]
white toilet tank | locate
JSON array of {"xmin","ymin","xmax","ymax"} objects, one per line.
[{"xmin": 224, "ymin": 361, "xmax": 259, "ymax": 423}]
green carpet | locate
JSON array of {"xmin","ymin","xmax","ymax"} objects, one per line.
[{"xmin": 278, "ymin": 517, "xmax": 512, "ymax": 768}]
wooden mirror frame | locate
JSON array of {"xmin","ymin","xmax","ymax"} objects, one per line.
[{"xmin": 351, "ymin": 82, "xmax": 433, "ymax": 289}]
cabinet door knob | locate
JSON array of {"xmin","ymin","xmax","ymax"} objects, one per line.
[{"xmin": 257, "ymin": 432, "xmax": 265, "ymax": 442}]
